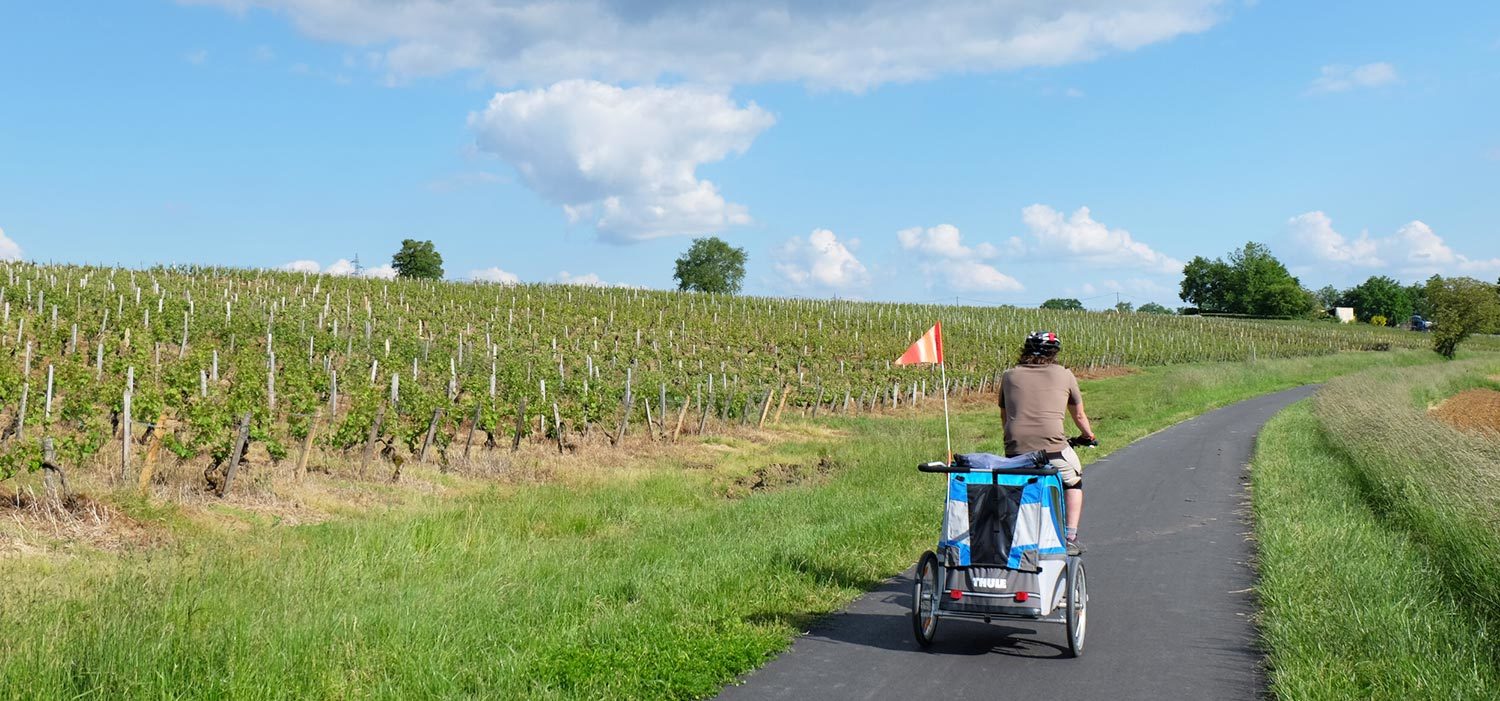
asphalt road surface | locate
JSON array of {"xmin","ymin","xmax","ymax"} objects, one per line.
[{"xmin": 718, "ymin": 385, "xmax": 1317, "ymax": 701}]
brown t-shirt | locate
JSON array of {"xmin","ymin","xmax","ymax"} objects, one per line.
[{"xmin": 998, "ymin": 364, "xmax": 1081, "ymax": 456}]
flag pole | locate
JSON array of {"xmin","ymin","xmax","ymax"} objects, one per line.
[{"xmin": 940, "ymin": 359, "xmax": 952, "ymax": 464}]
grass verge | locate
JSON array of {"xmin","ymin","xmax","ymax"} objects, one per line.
[
  {"xmin": 0, "ymin": 350, "xmax": 1462, "ymax": 699},
  {"xmin": 1253, "ymin": 402, "xmax": 1498, "ymax": 699}
]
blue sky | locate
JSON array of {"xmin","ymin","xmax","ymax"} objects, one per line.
[{"xmin": 1, "ymin": 1, "xmax": 1496, "ymax": 308}]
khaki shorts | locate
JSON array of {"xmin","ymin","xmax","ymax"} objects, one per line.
[{"xmin": 1049, "ymin": 446, "xmax": 1083, "ymax": 487}]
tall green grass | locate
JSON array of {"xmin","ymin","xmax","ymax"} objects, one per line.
[
  {"xmin": 1314, "ymin": 360, "xmax": 1500, "ymax": 628},
  {"xmin": 0, "ymin": 351, "xmax": 1454, "ymax": 699},
  {"xmin": 1253, "ymin": 403, "xmax": 1497, "ymax": 699}
]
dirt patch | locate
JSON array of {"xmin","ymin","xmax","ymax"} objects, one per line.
[
  {"xmin": 1429, "ymin": 388, "xmax": 1500, "ymax": 434},
  {"xmin": 0, "ymin": 489, "xmax": 166, "ymax": 554},
  {"xmin": 1073, "ymin": 366, "xmax": 1138, "ymax": 381},
  {"xmin": 718, "ymin": 457, "xmax": 838, "ymax": 499}
]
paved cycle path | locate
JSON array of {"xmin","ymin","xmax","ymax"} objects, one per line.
[{"xmin": 717, "ymin": 385, "xmax": 1317, "ymax": 701}]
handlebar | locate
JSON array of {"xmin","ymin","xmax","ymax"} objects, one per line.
[
  {"xmin": 1068, "ymin": 435, "xmax": 1099, "ymax": 448},
  {"xmin": 917, "ymin": 461, "xmax": 1061, "ymax": 476}
]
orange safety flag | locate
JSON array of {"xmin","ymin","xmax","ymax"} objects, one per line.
[{"xmin": 895, "ymin": 322, "xmax": 944, "ymax": 365}]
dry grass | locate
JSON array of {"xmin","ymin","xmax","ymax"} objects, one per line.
[{"xmin": 1315, "ymin": 359, "xmax": 1500, "ymax": 625}]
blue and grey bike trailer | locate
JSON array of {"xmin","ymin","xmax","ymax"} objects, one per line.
[{"xmin": 911, "ymin": 452, "xmax": 1088, "ymax": 656}]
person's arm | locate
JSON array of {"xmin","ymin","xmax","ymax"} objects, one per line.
[
  {"xmin": 1066, "ymin": 375, "xmax": 1094, "ymax": 440},
  {"xmin": 1068, "ymin": 399, "xmax": 1095, "ymax": 441},
  {"xmin": 997, "ymin": 383, "xmax": 1006, "ymax": 424}
]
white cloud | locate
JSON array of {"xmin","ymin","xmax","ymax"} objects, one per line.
[
  {"xmin": 1287, "ymin": 211, "xmax": 1383, "ymax": 267},
  {"xmin": 1287, "ymin": 212, "xmax": 1500, "ymax": 276},
  {"xmin": 1308, "ymin": 62, "xmax": 1398, "ymax": 93},
  {"xmin": 0, "ymin": 227, "xmax": 22, "ymax": 261},
  {"xmin": 553, "ymin": 271, "xmax": 642, "ymax": 288},
  {"xmin": 897, "ymin": 224, "xmax": 998, "ymax": 259},
  {"xmin": 190, "ymin": 1, "xmax": 1223, "ymax": 91},
  {"xmin": 361, "ymin": 263, "xmax": 398, "ymax": 279},
  {"xmin": 897, "ymin": 224, "xmax": 1022, "ymax": 292},
  {"xmin": 1020, "ymin": 205, "xmax": 1183, "ymax": 274},
  {"xmin": 557, "ymin": 271, "xmax": 605, "ymax": 286},
  {"xmin": 324, "ymin": 258, "xmax": 357, "ymax": 276},
  {"xmin": 775, "ymin": 229, "xmax": 869, "ymax": 291},
  {"xmin": 470, "ymin": 266, "xmax": 521, "ymax": 284},
  {"xmin": 468, "ymin": 80, "xmax": 774, "ymax": 243},
  {"xmin": 281, "ymin": 259, "xmax": 321, "ymax": 273},
  {"xmin": 276, "ymin": 258, "xmax": 401, "ymax": 278}
]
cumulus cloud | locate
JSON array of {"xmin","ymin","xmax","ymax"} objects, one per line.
[
  {"xmin": 281, "ymin": 259, "xmax": 322, "ymax": 273},
  {"xmin": 1287, "ymin": 211, "xmax": 1500, "ymax": 276},
  {"xmin": 896, "ymin": 224, "xmax": 998, "ymax": 259},
  {"xmin": 1308, "ymin": 62, "xmax": 1398, "ymax": 93},
  {"xmin": 277, "ymin": 258, "xmax": 400, "ymax": 278},
  {"xmin": 361, "ymin": 263, "xmax": 398, "ymax": 280},
  {"xmin": 897, "ymin": 224, "xmax": 1022, "ymax": 292},
  {"xmin": 324, "ymin": 258, "xmax": 357, "ymax": 276},
  {"xmin": 0, "ymin": 227, "xmax": 23, "ymax": 261},
  {"xmin": 470, "ymin": 266, "xmax": 521, "ymax": 284},
  {"xmin": 775, "ymin": 229, "xmax": 869, "ymax": 291},
  {"xmin": 468, "ymin": 80, "xmax": 774, "ymax": 242},
  {"xmin": 1287, "ymin": 211, "xmax": 1383, "ymax": 267},
  {"xmin": 1020, "ymin": 205, "xmax": 1183, "ymax": 274},
  {"xmin": 190, "ymin": 0, "xmax": 1223, "ymax": 91}
]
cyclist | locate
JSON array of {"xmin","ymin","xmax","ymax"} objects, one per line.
[{"xmin": 997, "ymin": 331, "xmax": 1096, "ymax": 555}]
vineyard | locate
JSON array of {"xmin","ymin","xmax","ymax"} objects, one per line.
[{"xmin": 0, "ymin": 262, "xmax": 1469, "ymax": 493}]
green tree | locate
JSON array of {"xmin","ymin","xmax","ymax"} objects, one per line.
[
  {"xmin": 1040, "ymin": 298, "xmax": 1084, "ymax": 311},
  {"xmin": 1341, "ymin": 275, "xmax": 1413, "ymax": 323},
  {"xmin": 1113, "ymin": 301, "xmax": 1134, "ymax": 313},
  {"xmin": 1179, "ymin": 242, "xmax": 1315, "ymax": 317},
  {"xmin": 1179, "ymin": 256, "xmax": 1233, "ymax": 312},
  {"xmin": 1426, "ymin": 275, "xmax": 1500, "ymax": 358},
  {"xmin": 1136, "ymin": 302, "xmax": 1173, "ymax": 315},
  {"xmin": 1406, "ymin": 282, "xmax": 1431, "ymax": 319},
  {"xmin": 391, "ymin": 239, "xmax": 444, "ymax": 280},
  {"xmin": 673, "ymin": 237, "xmax": 747, "ymax": 294},
  {"xmin": 1314, "ymin": 285, "xmax": 1341, "ymax": 309}
]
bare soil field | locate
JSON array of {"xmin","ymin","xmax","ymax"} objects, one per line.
[{"xmin": 1429, "ymin": 388, "xmax": 1500, "ymax": 434}]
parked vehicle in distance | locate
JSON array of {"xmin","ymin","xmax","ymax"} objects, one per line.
[{"xmin": 1410, "ymin": 315, "xmax": 1431, "ymax": 332}]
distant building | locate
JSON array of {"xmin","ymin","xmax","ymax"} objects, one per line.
[{"xmin": 1334, "ymin": 307, "xmax": 1356, "ymax": 323}]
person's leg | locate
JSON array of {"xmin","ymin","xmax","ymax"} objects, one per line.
[{"xmin": 1058, "ymin": 447, "xmax": 1085, "ymax": 552}]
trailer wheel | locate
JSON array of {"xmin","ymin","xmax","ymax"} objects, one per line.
[
  {"xmin": 1065, "ymin": 557, "xmax": 1088, "ymax": 657},
  {"xmin": 912, "ymin": 551, "xmax": 941, "ymax": 648}
]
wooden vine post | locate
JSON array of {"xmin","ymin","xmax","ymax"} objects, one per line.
[
  {"xmin": 756, "ymin": 387, "xmax": 774, "ymax": 428},
  {"xmin": 41, "ymin": 438, "xmax": 70, "ymax": 504},
  {"xmin": 463, "ymin": 403, "xmax": 480, "ymax": 462},
  {"xmin": 361, "ymin": 402, "xmax": 387, "ymax": 478},
  {"xmin": 138, "ymin": 412, "xmax": 168, "ymax": 493},
  {"xmin": 217, "ymin": 413, "xmax": 252, "ymax": 498},
  {"xmin": 294, "ymin": 409, "xmax": 320, "ymax": 482},
  {"xmin": 672, "ymin": 396, "xmax": 690, "ymax": 442},
  {"xmin": 418, "ymin": 407, "xmax": 443, "ymax": 464},
  {"xmin": 511, "ymin": 396, "xmax": 528, "ymax": 453}
]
